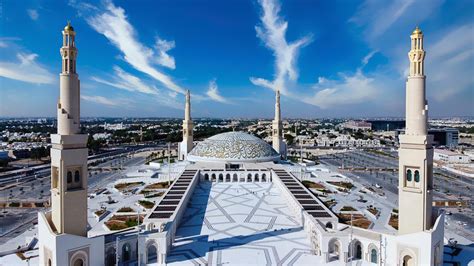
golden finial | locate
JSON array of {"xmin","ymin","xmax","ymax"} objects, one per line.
[
  {"xmin": 64, "ymin": 20, "xmax": 74, "ymax": 32},
  {"xmin": 412, "ymin": 26, "xmax": 422, "ymax": 35}
]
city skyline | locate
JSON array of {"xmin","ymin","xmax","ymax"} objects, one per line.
[{"xmin": 0, "ymin": 0, "xmax": 473, "ymax": 118}]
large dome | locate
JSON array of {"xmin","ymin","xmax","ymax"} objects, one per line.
[{"xmin": 187, "ymin": 132, "xmax": 280, "ymax": 163}]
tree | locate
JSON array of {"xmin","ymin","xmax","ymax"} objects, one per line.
[{"xmin": 285, "ymin": 134, "xmax": 295, "ymax": 145}]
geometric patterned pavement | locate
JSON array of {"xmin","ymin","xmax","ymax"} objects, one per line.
[{"xmin": 167, "ymin": 182, "xmax": 325, "ymax": 265}]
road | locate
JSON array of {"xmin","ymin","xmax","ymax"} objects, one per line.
[
  {"xmin": 0, "ymin": 149, "xmax": 149, "ymax": 245},
  {"xmin": 318, "ymin": 149, "xmax": 474, "ymax": 240}
]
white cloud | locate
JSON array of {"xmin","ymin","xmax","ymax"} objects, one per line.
[
  {"xmin": 92, "ymin": 66, "xmax": 158, "ymax": 95},
  {"xmin": 154, "ymin": 37, "xmax": 176, "ymax": 69},
  {"xmin": 0, "ymin": 52, "xmax": 54, "ymax": 84},
  {"xmin": 426, "ymin": 23, "xmax": 474, "ymax": 100},
  {"xmin": 27, "ymin": 9, "xmax": 39, "ymax": 21},
  {"xmin": 350, "ymin": 0, "xmax": 415, "ymax": 40},
  {"xmin": 206, "ymin": 80, "xmax": 229, "ymax": 103},
  {"xmin": 81, "ymin": 95, "xmax": 127, "ymax": 107},
  {"xmin": 251, "ymin": 0, "xmax": 312, "ymax": 95},
  {"xmin": 83, "ymin": 0, "xmax": 185, "ymax": 94},
  {"xmin": 361, "ymin": 50, "xmax": 378, "ymax": 68},
  {"xmin": 304, "ymin": 70, "xmax": 378, "ymax": 109},
  {"xmin": 91, "ymin": 66, "xmax": 184, "ymax": 109}
]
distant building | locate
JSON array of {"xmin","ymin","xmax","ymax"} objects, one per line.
[
  {"xmin": 429, "ymin": 128, "xmax": 459, "ymax": 148},
  {"xmin": 396, "ymin": 128, "xmax": 459, "ymax": 147},
  {"xmin": 434, "ymin": 149, "xmax": 469, "ymax": 164},
  {"xmin": 367, "ymin": 120, "xmax": 406, "ymax": 131},
  {"xmin": 295, "ymin": 135, "xmax": 316, "ymax": 146},
  {"xmin": 316, "ymin": 135, "xmax": 380, "ymax": 148},
  {"xmin": 342, "ymin": 120, "xmax": 372, "ymax": 131}
]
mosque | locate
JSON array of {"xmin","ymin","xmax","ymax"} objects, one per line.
[{"xmin": 38, "ymin": 23, "xmax": 444, "ymax": 265}]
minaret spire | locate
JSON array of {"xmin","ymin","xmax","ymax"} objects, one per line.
[
  {"xmin": 398, "ymin": 27, "xmax": 434, "ymax": 234},
  {"xmin": 50, "ymin": 22, "xmax": 88, "ymax": 236},
  {"xmin": 275, "ymin": 90, "xmax": 281, "ymax": 121},
  {"xmin": 179, "ymin": 90, "xmax": 194, "ymax": 160},
  {"xmin": 185, "ymin": 89, "xmax": 191, "ymax": 121},
  {"xmin": 272, "ymin": 90, "xmax": 286, "ymax": 159}
]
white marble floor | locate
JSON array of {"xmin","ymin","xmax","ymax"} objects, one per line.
[{"xmin": 167, "ymin": 182, "xmax": 325, "ymax": 265}]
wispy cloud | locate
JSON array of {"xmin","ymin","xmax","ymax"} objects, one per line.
[
  {"xmin": 206, "ymin": 80, "xmax": 230, "ymax": 103},
  {"xmin": 90, "ymin": 67, "xmax": 184, "ymax": 109},
  {"xmin": 0, "ymin": 52, "xmax": 54, "ymax": 84},
  {"xmin": 250, "ymin": 0, "xmax": 312, "ymax": 95},
  {"xmin": 27, "ymin": 9, "xmax": 39, "ymax": 21},
  {"xmin": 361, "ymin": 50, "xmax": 378, "ymax": 68},
  {"xmin": 350, "ymin": 0, "xmax": 415, "ymax": 40},
  {"xmin": 81, "ymin": 95, "xmax": 129, "ymax": 107},
  {"xmin": 305, "ymin": 70, "xmax": 378, "ymax": 109},
  {"xmin": 92, "ymin": 66, "xmax": 158, "ymax": 95},
  {"xmin": 154, "ymin": 37, "xmax": 176, "ymax": 69},
  {"xmin": 427, "ymin": 23, "xmax": 474, "ymax": 100},
  {"xmin": 75, "ymin": 0, "xmax": 185, "ymax": 94}
]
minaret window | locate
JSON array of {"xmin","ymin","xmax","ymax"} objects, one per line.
[
  {"xmin": 414, "ymin": 170, "xmax": 420, "ymax": 182},
  {"xmin": 406, "ymin": 169, "xmax": 412, "ymax": 182},
  {"xmin": 370, "ymin": 249, "xmax": 378, "ymax": 263},
  {"xmin": 67, "ymin": 171, "xmax": 73, "ymax": 183},
  {"xmin": 74, "ymin": 170, "xmax": 80, "ymax": 183}
]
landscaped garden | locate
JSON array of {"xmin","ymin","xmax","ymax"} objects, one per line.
[
  {"xmin": 105, "ymin": 215, "xmax": 144, "ymax": 231},
  {"xmin": 138, "ymin": 200, "xmax": 155, "ymax": 209},
  {"xmin": 143, "ymin": 181, "xmax": 170, "ymax": 190},
  {"xmin": 117, "ymin": 207, "xmax": 135, "ymax": 212},
  {"xmin": 338, "ymin": 213, "xmax": 372, "ymax": 229},
  {"xmin": 327, "ymin": 181, "xmax": 354, "ymax": 190},
  {"xmin": 340, "ymin": 205, "xmax": 357, "ymax": 212},
  {"xmin": 367, "ymin": 206, "xmax": 379, "ymax": 216},
  {"xmin": 114, "ymin": 182, "xmax": 144, "ymax": 191},
  {"xmin": 94, "ymin": 209, "xmax": 106, "ymax": 217}
]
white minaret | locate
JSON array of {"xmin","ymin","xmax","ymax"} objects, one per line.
[
  {"xmin": 272, "ymin": 90, "xmax": 286, "ymax": 159},
  {"xmin": 50, "ymin": 22, "xmax": 88, "ymax": 236},
  {"xmin": 179, "ymin": 90, "xmax": 193, "ymax": 160},
  {"xmin": 398, "ymin": 27, "xmax": 434, "ymax": 234}
]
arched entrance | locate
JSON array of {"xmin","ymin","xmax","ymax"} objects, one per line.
[
  {"xmin": 255, "ymin": 173, "xmax": 260, "ymax": 182},
  {"xmin": 262, "ymin": 174, "xmax": 267, "ymax": 182},
  {"xmin": 122, "ymin": 243, "xmax": 131, "ymax": 262},
  {"xmin": 225, "ymin": 173, "xmax": 231, "ymax": 182},
  {"xmin": 402, "ymin": 255, "xmax": 414, "ymax": 266},
  {"xmin": 147, "ymin": 242, "xmax": 158, "ymax": 263},
  {"xmin": 328, "ymin": 238, "xmax": 341, "ymax": 261},
  {"xmin": 350, "ymin": 240, "xmax": 362, "ymax": 260},
  {"xmin": 218, "ymin": 174, "xmax": 224, "ymax": 182},
  {"xmin": 233, "ymin": 173, "xmax": 238, "ymax": 182},
  {"xmin": 247, "ymin": 174, "xmax": 252, "ymax": 182},
  {"xmin": 105, "ymin": 247, "xmax": 116, "ymax": 266},
  {"xmin": 211, "ymin": 173, "xmax": 216, "ymax": 182},
  {"xmin": 73, "ymin": 258, "xmax": 84, "ymax": 266},
  {"xmin": 204, "ymin": 173, "xmax": 209, "ymax": 181}
]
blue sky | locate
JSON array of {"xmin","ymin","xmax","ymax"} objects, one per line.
[{"xmin": 0, "ymin": 0, "xmax": 473, "ymax": 118}]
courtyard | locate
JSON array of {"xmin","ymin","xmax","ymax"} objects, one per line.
[{"xmin": 168, "ymin": 182, "xmax": 323, "ymax": 265}]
